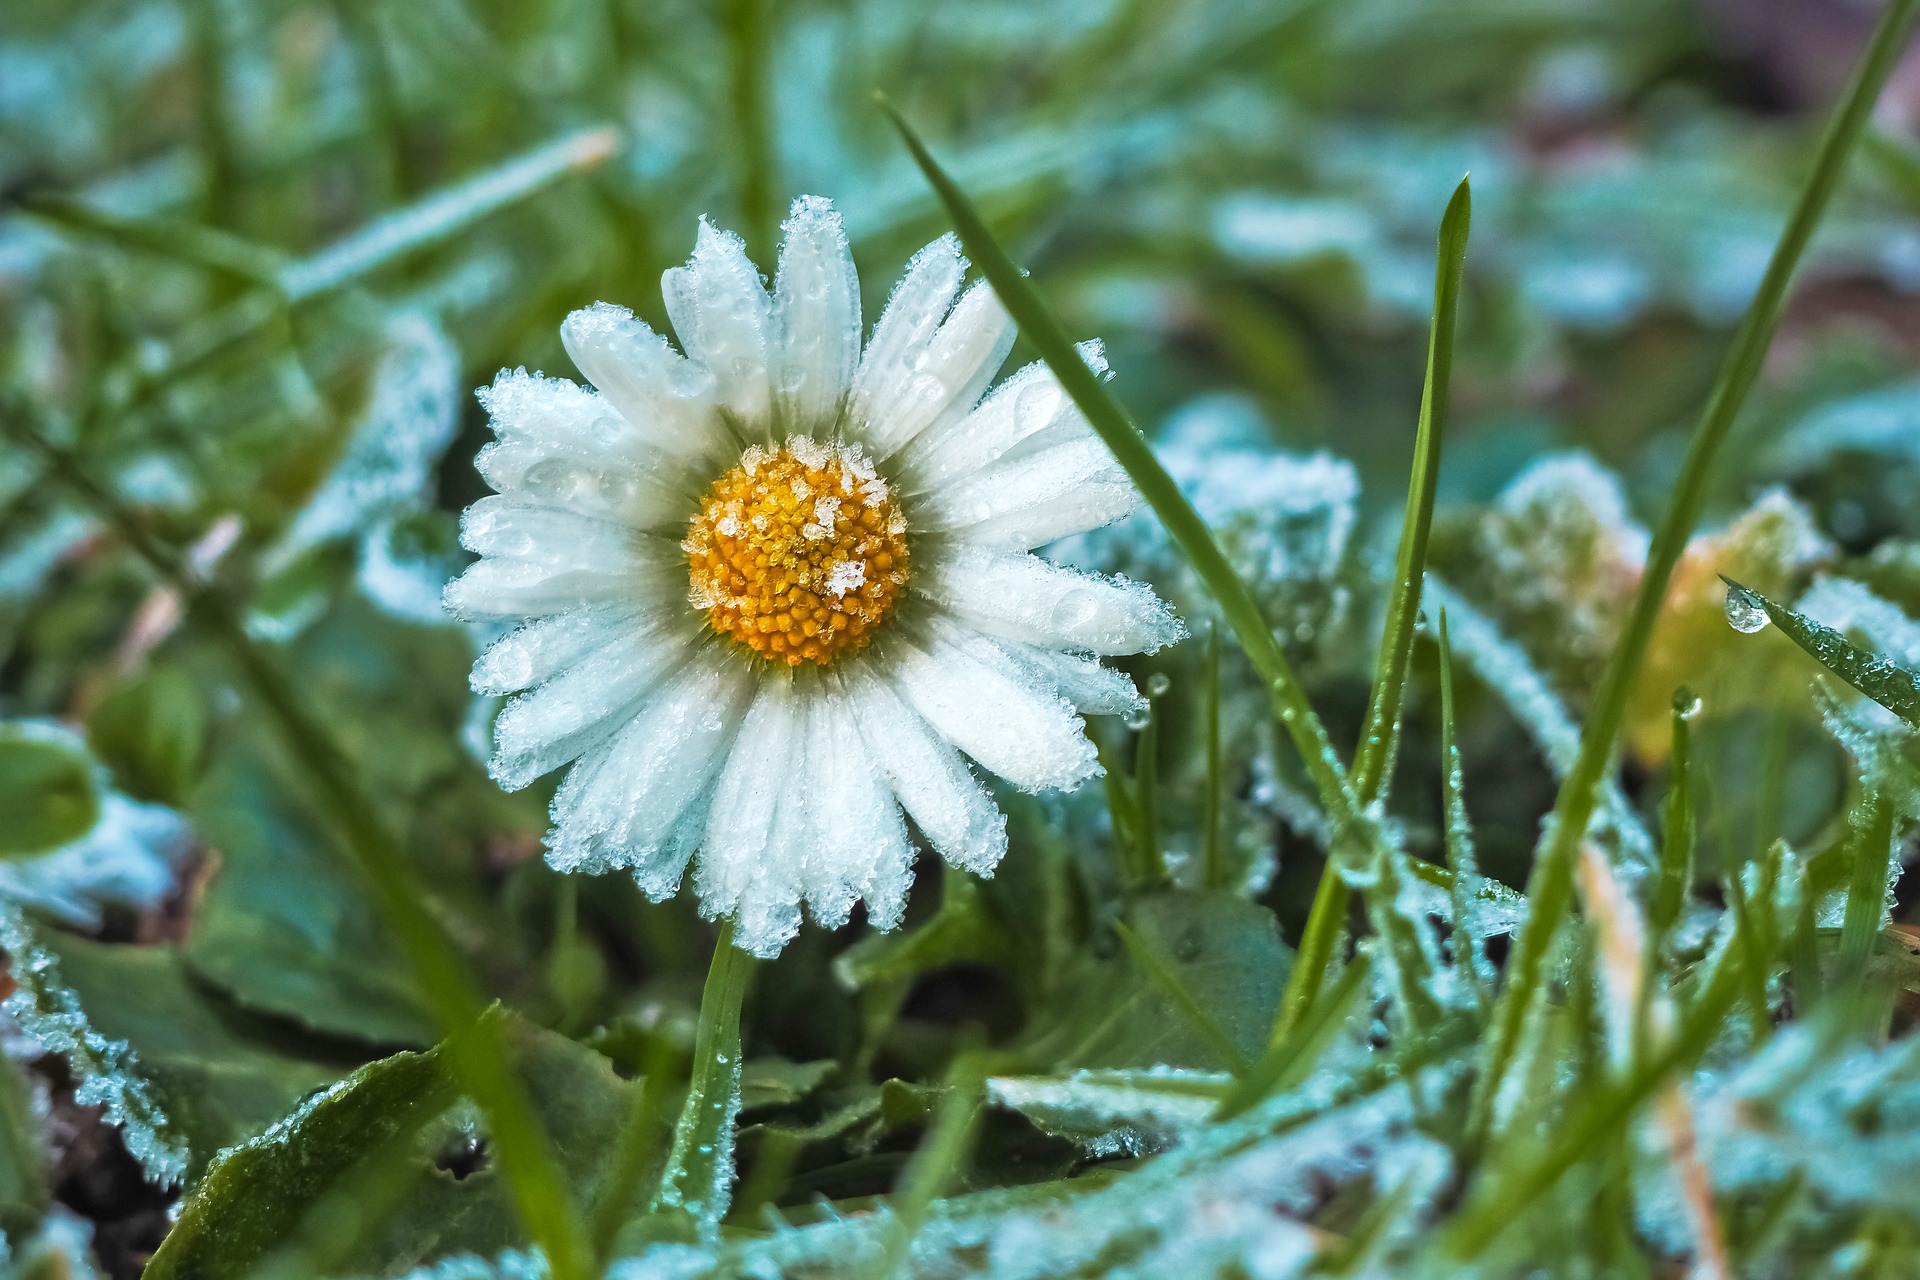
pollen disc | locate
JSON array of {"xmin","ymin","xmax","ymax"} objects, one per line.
[{"xmin": 684, "ymin": 438, "xmax": 910, "ymax": 667}]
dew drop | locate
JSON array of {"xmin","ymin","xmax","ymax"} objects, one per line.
[
  {"xmin": 1672, "ymin": 686, "xmax": 1702, "ymax": 719},
  {"xmin": 1123, "ymin": 706, "xmax": 1151, "ymax": 730},
  {"xmin": 1145, "ymin": 672, "xmax": 1172, "ymax": 698},
  {"xmin": 1723, "ymin": 588, "xmax": 1771, "ymax": 635}
]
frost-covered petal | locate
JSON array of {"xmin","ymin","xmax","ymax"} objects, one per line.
[
  {"xmin": 547, "ymin": 648, "xmax": 755, "ymax": 897},
  {"xmin": 997, "ymin": 642, "xmax": 1145, "ymax": 717},
  {"xmin": 914, "ymin": 437, "xmax": 1139, "ymax": 548},
  {"xmin": 459, "ymin": 497, "xmax": 672, "ymax": 576},
  {"xmin": 843, "ymin": 669, "xmax": 1007, "ymax": 875},
  {"xmin": 894, "ymin": 346, "xmax": 1104, "ymax": 494},
  {"xmin": 697, "ymin": 681, "xmax": 806, "ymax": 956},
  {"xmin": 663, "ymin": 219, "xmax": 773, "ymax": 427},
  {"xmin": 559, "ymin": 304, "xmax": 726, "ymax": 467},
  {"xmin": 474, "ymin": 436, "xmax": 692, "ymax": 532},
  {"xmin": 891, "ymin": 620, "xmax": 1100, "ymax": 792},
  {"xmin": 770, "ymin": 197, "xmax": 861, "ymax": 434},
  {"xmin": 489, "ymin": 625, "xmax": 695, "ymax": 791},
  {"xmin": 916, "ymin": 544, "xmax": 1184, "ymax": 656},
  {"xmin": 848, "ymin": 236, "xmax": 964, "ymax": 436},
  {"xmin": 858, "ymin": 281, "xmax": 1015, "ymax": 461},
  {"xmin": 444, "ymin": 558, "xmax": 669, "ymax": 621},
  {"xmin": 471, "ymin": 603, "xmax": 648, "ymax": 695},
  {"xmin": 802, "ymin": 686, "xmax": 914, "ymax": 931}
]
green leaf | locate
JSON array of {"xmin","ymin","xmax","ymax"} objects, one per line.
[
  {"xmin": 36, "ymin": 933, "xmax": 342, "ymax": 1182},
  {"xmin": 1722, "ymin": 577, "xmax": 1920, "ymax": 727},
  {"xmin": 86, "ymin": 663, "xmax": 208, "ymax": 807},
  {"xmin": 988, "ymin": 1068, "xmax": 1228, "ymax": 1152},
  {"xmin": 0, "ymin": 723, "xmax": 101, "ymax": 858},
  {"xmin": 0, "ymin": 1055, "xmax": 49, "ymax": 1240},
  {"xmin": 1024, "ymin": 892, "xmax": 1292, "ymax": 1073},
  {"xmin": 145, "ymin": 1044, "xmax": 456, "ymax": 1280}
]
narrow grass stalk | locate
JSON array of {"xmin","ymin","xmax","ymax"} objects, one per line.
[
  {"xmin": 1839, "ymin": 786, "xmax": 1895, "ymax": 983},
  {"xmin": 592, "ymin": 1030, "xmax": 680, "ymax": 1258},
  {"xmin": 1436, "ymin": 612, "xmax": 1494, "ymax": 1009},
  {"xmin": 652, "ymin": 921, "xmax": 758, "ymax": 1239},
  {"xmin": 0, "ymin": 413, "xmax": 595, "ymax": 1280},
  {"xmin": 1468, "ymin": 0, "xmax": 1917, "ymax": 1145},
  {"xmin": 1277, "ymin": 177, "xmax": 1471, "ymax": 1039},
  {"xmin": 723, "ymin": 0, "xmax": 778, "ymax": 260},
  {"xmin": 1133, "ymin": 700, "xmax": 1163, "ymax": 884},
  {"xmin": 19, "ymin": 196, "xmax": 286, "ymax": 286},
  {"xmin": 1202, "ymin": 620, "xmax": 1226, "ymax": 890},
  {"xmin": 1113, "ymin": 920, "xmax": 1249, "ymax": 1074}
]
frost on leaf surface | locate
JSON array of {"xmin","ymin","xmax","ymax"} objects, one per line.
[
  {"xmin": 0, "ymin": 901, "xmax": 187, "ymax": 1187},
  {"xmin": 987, "ymin": 1068, "xmax": 1229, "ymax": 1156}
]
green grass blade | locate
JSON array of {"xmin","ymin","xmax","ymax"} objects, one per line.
[
  {"xmin": 1437, "ymin": 611, "xmax": 1495, "ymax": 1009},
  {"xmin": 652, "ymin": 921, "xmax": 758, "ymax": 1239},
  {"xmin": 1282, "ymin": 176, "xmax": 1470, "ymax": 1039},
  {"xmin": 872, "ymin": 1050, "xmax": 986, "ymax": 1279},
  {"xmin": 1839, "ymin": 786, "xmax": 1896, "ymax": 983},
  {"xmin": 1468, "ymin": 0, "xmax": 1918, "ymax": 1146},
  {"xmin": 1216, "ymin": 952, "xmax": 1371, "ymax": 1120},
  {"xmin": 0, "ymin": 409, "xmax": 595, "ymax": 1280},
  {"xmin": 1723, "ymin": 577, "xmax": 1920, "ymax": 727},
  {"xmin": 1134, "ymin": 697, "xmax": 1164, "ymax": 886},
  {"xmin": 20, "ymin": 195, "xmax": 287, "ymax": 286},
  {"xmin": 1651, "ymin": 689, "xmax": 1699, "ymax": 946},
  {"xmin": 1202, "ymin": 620, "xmax": 1227, "ymax": 890},
  {"xmin": 1113, "ymin": 919, "xmax": 1250, "ymax": 1074}
]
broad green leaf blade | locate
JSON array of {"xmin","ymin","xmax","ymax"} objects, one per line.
[
  {"xmin": 86, "ymin": 664, "xmax": 207, "ymax": 808},
  {"xmin": 1470, "ymin": 0, "xmax": 1920, "ymax": 1146},
  {"xmin": 0, "ymin": 723, "xmax": 101, "ymax": 858},
  {"xmin": 145, "ymin": 1044, "xmax": 456, "ymax": 1280},
  {"xmin": 1723, "ymin": 577, "xmax": 1920, "ymax": 727},
  {"xmin": 1221, "ymin": 952, "xmax": 1371, "ymax": 1120},
  {"xmin": 1113, "ymin": 919, "xmax": 1249, "ymax": 1074}
]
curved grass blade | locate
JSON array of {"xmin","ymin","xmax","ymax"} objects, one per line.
[
  {"xmin": 1722, "ymin": 577, "xmax": 1920, "ymax": 727},
  {"xmin": 1468, "ymin": 0, "xmax": 1919, "ymax": 1147},
  {"xmin": 1281, "ymin": 178, "xmax": 1470, "ymax": 1038}
]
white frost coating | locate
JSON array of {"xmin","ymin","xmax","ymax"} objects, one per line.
[
  {"xmin": 1771, "ymin": 375, "xmax": 1920, "ymax": 472},
  {"xmin": 988, "ymin": 1069, "xmax": 1229, "ymax": 1155},
  {"xmin": 547, "ymin": 649, "xmax": 753, "ymax": 894},
  {"xmin": 860, "ymin": 280, "xmax": 1015, "ymax": 461},
  {"xmin": 916, "ymin": 543, "xmax": 1184, "ymax": 655},
  {"xmin": 390, "ymin": 1248, "xmax": 552, "ymax": 1280},
  {"xmin": 453, "ymin": 198, "xmax": 1175, "ymax": 955},
  {"xmin": 0, "ymin": 792, "xmax": 190, "ymax": 930},
  {"xmin": 1797, "ymin": 576, "xmax": 1920, "ymax": 668},
  {"xmin": 895, "ymin": 345, "xmax": 1105, "ymax": 495},
  {"xmin": 267, "ymin": 312, "xmax": 459, "ymax": 571},
  {"xmin": 917, "ymin": 436, "xmax": 1139, "ymax": 549},
  {"xmin": 894, "ymin": 619, "xmax": 1100, "ymax": 792},
  {"xmin": 848, "ymin": 234, "xmax": 966, "ymax": 434},
  {"xmin": 697, "ymin": 682, "xmax": 805, "ymax": 956},
  {"xmin": 488, "ymin": 625, "xmax": 696, "ymax": 790},
  {"xmin": 0, "ymin": 901, "xmax": 188, "ymax": 1187},
  {"xmin": 558, "ymin": 303, "xmax": 724, "ymax": 467},
  {"xmin": 843, "ymin": 670, "xmax": 1008, "ymax": 875},
  {"xmin": 470, "ymin": 604, "xmax": 647, "ymax": 696},
  {"xmin": 770, "ymin": 195, "xmax": 861, "ymax": 432},
  {"xmin": 662, "ymin": 218, "xmax": 772, "ymax": 426}
]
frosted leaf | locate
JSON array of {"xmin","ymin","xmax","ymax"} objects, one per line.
[
  {"xmin": 0, "ymin": 791, "xmax": 190, "ymax": 930},
  {"xmin": 988, "ymin": 1068, "xmax": 1229, "ymax": 1156},
  {"xmin": 0, "ymin": 900, "xmax": 187, "ymax": 1187},
  {"xmin": 3, "ymin": 1206, "xmax": 105, "ymax": 1280},
  {"xmin": 1771, "ymin": 376, "xmax": 1920, "ymax": 473},
  {"xmin": 265, "ymin": 313, "xmax": 460, "ymax": 573},
  {"xmin": 0, "ymin": 507, "xmax": 93, "ymax": 601},
  {"xmin": 1796, "ymin": 577, "xmax": 1920, "ymax": 670},
  {"xmin": 357, "ymin": 512, "xmax": 467, "ymax": 626},
  {"xmin": 391, "ymin": 1248, "xmax": 552, "ymax": 1280}
]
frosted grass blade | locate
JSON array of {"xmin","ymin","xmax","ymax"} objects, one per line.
[
  {"xmin": 1281, "ymin": 177, "xmax": 1470, "ymax": 1039},
  {"xmin": 1470, "ymin": 0, "xmax": 1918, "ymax": 1146},
  {"xmin": 1723, "ymin": 577, "xmax": 1920, "ymax": 727},
  {"xmin": 652, "ymin": 922, "xmax": 757, "ymax": 1240}
]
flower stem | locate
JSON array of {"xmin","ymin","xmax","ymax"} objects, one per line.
[{"xmin": 651, "ymin": 920, "xmax": 757, "ymax": 1239}]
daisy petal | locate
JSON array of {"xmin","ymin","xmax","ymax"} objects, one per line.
[
  {"xmin": 472, "ymin": 603, "xmax": 648, "ymax": 695},
  {"xmin": 547, "ymin": 649, "xmax": 754, "ymax": 897},
  {"xmin": 843, "ymin": 670, "xmax": 1007, "ymax": 875},
  {"xmin": 663, "ymin": 218, "xmax": 773, "ymax": 427},
  {"xmin": 489, "ymin": 626, "xmax": 693, "ymax": 790},
  {"xmin": 771, "ymin": 196, "xmax": 861, "ymax": 434},
  {"xmin": 917, "ymin": 543, "xmax": 1184, "ymax": 655},
  {"xmin": 892, "ymin": 620, "xmax": 1099, "ymax": 793},
  {"xmin": 804, "ymin": 687, "xmax": 914, "ymax": 931},
  {"xmin": 559, "ymin": 304, "xmax": 725, "ymax": 467},
  {"xmin": 913, "ymin": 437, "xmax": 1139, "ymax": 548},
  {"xmin": 698, "ymin": 681, "xmax": 805, "ymax": 956},
  {"xmin": 859, "ymin": 281, "xmax": 1015, "ymax": 461},
  {"xmin": 460, "ymin": 497, "xmax": 677, "ymax": 578},
  {"xmin": 443, "ymin": 558, "xmax": 666, "ymax": 620},
  {"xmin": 475, "ymin": 436, "xmax": 691, "ymax": 532},
  {"xmin": 997, "ymin": 642, "xmax": 1144, "ymax": 717},
  {"xmin": 895, "ymin": 356, "xmax": 1095, "ymax": 494},
  {"xmin": 849, "ymin": 235, "xmax": 964, "ymax": 433}
]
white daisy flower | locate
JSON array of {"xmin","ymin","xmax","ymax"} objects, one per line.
[{"xmin": 445, "ymin": 196, "xmax": 1183, "ymax": 957}]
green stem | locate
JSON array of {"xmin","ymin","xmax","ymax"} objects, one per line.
[
  {"xmin": 652, "ymin": 921, "xmax": 757, "ymax": 1239},
  {"xmin": 1202, "ymin": 620, "xmax": 1226, "ymax": 890},
  {"xmin": 2, "ymin": 412, "xmax": 594, "ymax": 1280},
  {"xmin": 1467, "ymin": 0, "xmax": 1917, "ymax": 1147},
  {"xmin": 1134, "ymin": 698, "xmax": 1163, "ymax": 885}
]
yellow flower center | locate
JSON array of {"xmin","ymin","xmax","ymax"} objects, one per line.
[{"xmin": 683, "ymin": 439, "xmax": 910, "ymax": 667}]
